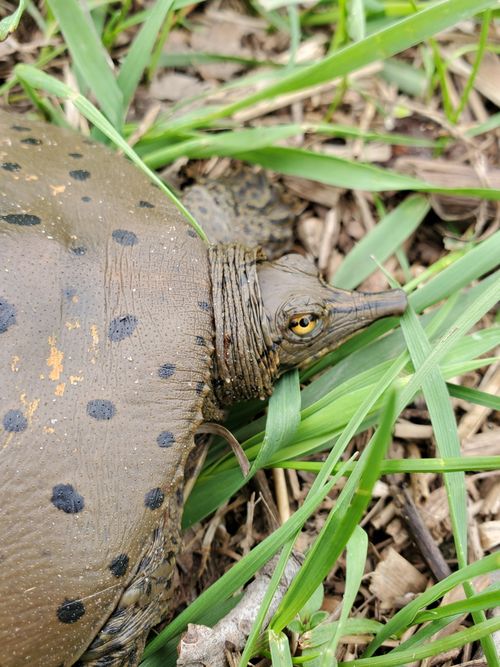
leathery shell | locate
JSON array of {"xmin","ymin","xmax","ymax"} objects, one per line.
[{"xmin": 0, "ymin": 111, "xmax": 213, "ymax": 665}]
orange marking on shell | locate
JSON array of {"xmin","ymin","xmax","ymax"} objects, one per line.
[
  {"xmin": 55, "ymin": 383, "xmax": 66, "ymax": 397},
  {"xmin": 51, "ymin": 184, "xmax": 66, "ymax": 195},
  {"xmin": 90, "ymin": 324, "xmax": 100, "ymax": 364},
  {"xmin": 20, "ymin": 394, "xmax": 40, "ymax": 424},
  {"xmin": 47, "ymin": 336, "xmax": 64, "ymax": 381},
  {"xmin": 10, "ymin": 355, "xmax": 20, "ymax": 373},
  {"xmin": 70, "ymin": 375, "xmax": 84, "ymax": 385},
  {"xmin": 25, "ymin": 174, "xmax": 38, "ymax": 181},
  {"xmin": 44, "ymin": 426, "xmax": 55, "ymax": 434},
  {"xmin": 65, "ymin": 320, "xmax": 81, "ymax": 330}
]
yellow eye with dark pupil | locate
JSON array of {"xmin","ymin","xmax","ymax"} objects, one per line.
[{"xmin": 289, "ymin": 314, "xmax": 318, "ymax": 335}]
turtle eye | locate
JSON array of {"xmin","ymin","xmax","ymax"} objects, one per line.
[{"xmin": 288, "ymin": 313, "xmax": 318, "ymax": 336}]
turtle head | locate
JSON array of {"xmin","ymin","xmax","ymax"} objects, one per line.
[
  {"xmin": 257, "ymin": 254, "xmax": 407, "ymax": 372},
  {"xmin": 209, "ymin": 246, "xmax": 406, "ymax": 406}
]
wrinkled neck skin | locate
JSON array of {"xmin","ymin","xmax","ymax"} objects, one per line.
[
  {"xmin": 208, "ymin": 245, "xmax": 407, "ymax": 409},
  {"xmin": 208, "ymin": 245, "xmax": 280, "ymax": 406}
]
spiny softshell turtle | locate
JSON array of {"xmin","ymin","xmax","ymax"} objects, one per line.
[{"xmin": 0, "ymin": 110, "xmax": 407, "ymax": 666}]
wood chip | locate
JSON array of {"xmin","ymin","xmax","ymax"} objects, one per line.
[
  {"xmin": 478, "ymin": 520, "xmax": 500, "ymax": 550},
  {"xmin": 370, "ymin": 548, "xmax": 427, "ymax": 610}
]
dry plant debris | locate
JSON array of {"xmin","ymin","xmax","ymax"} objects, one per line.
[{"xmin": 0, "ymin": 1, "xmax": 499, "ymax": 665}]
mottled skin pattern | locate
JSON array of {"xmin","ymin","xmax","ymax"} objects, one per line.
[
  {"xmin": 0, "ymin": 112, "xmax": 212, "ymax": 666},
  {"xmin": 0, "ymin": 110, "xmax": 407, "ymax": 667}
]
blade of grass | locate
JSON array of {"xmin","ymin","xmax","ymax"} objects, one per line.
[
  {"xmin": 400, "ymin": 303, "xmax": 498, "ymax": 664},
  {"xmin": 343, "ymin": 617, "xmax": 500, "ymax": 667},
  {"xmin": 414, "ymin": 589, "xmax": 500, "ymax": 624},
  {"xmin": 142, "ymin": 460, "xmax": 352, "ymax": 661},
  {"xmin": 333, "ymin": 194, "xmax": 430, "ymax": 289},
  {"xmin": 280, "ymin": 456, "xmax": 500, "ymax": 475},
  {"xmin": 365, "ymin": 552, "xmax": 500, "ymax": 656},
  {"xmin": 446, "ymin": 383, "xmax": 500, "ymax": 410},
  {"xmin": 270, "ymin": 391, "xmax": 397, "ymax": 631},
  {"xmin": 451, "ymin": 8, "xmax": 492, "ymax": 122},
  {"xmin": 116, "ymin": 0, "xmax": 174, "ymax": 111},
  {"xmin": 167, "ymin": 0, "xmax": 499, "ymax": 131},
  {"xmin": 236, "ymin": 145, "xmax": 500, "ymax": 199},
  {"xmin": 250, "ymin": 370, "xmax": 301, "ymax": 474},
  {"xmin": 239, "ymin": 542, "xmax": 296, "ymax": 666},
  {"xmin": 269, "ymin": 630, "xmax": 293, "ymax": 666},
  {"xmin": 46, "ymin": 0, "xmax": 123, "ymax": 127},
  {"xmin": 0, "ymin": 0, "xmax": 27, "ymax": 40},
  {"xmin": 320, "ymin": 526, "xmax": 368, "ymax": 664}
]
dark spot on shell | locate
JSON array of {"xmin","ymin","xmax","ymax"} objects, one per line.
[
  {"xmin": 57, "ymin": 599, "xmax": 85, "ymax": 624},
  {"xmin": 0, "ymin": 299, "xmax": 16, "ymax": 333},
  {"xmin": 109, "ymin": 553, "xmax": 129, "ymax": 578},
  {"xmin": 51, "ymin": 484, "xmax": 85, "ymax": 514},
  {"xmin": 112, "ymin": 229, "xmax": 138, "ymax": 246},
  {"xmin": 63, "ymin": 288, "xmax": 77, "ymax": 301},
  {"xmin": 157, "ymin": 431, "xmax": 175, "ymax": 448},
  {"xmin": 68, "ymin": 152, "xmax": 83, "ymax": 159},
  {"xmin": 195, "ymin": 336, "xmax": 205, "ymax": 346},
  {"xmin": 176, "ymin": 488, "xmax": 183, "ymax": 505},
  {"xmin": 69, "ymin": 170, "xmax": 90, "ymax": 181},
  {"xmin": 81, "ymin": 196, "xmax": 91, "ymax": 203},
  {"xmin": 1, "ymin": 162, "xmax": 21, "ymax": 172},
  {"xmin": 70, "ymin": 246, "xmax": 87, "ymax": 256},
  {"xmin": 87, "ymin": 399, "xmax": 116, "ymax": 420},
  {"xmin": 138, "ymin": 200, "xmax": 154, "ymax": 209},
  {"xmin": 158, "ymin": 363, "xmax": 175, "ymax": 379},
  {"xmin": 145, "ymin": 488, "xmax": 164, "ymax": 510},
  {"xmin": 195, "ymin": 381, "xmax": 204, "ymax": 396},
  {"xmin": 187, "ymin": 228, "xmax": 197, "ymax": 238},
  {"xmin": 11, "ymin": 124, "xmax": 31, "ymax": 132},
  {"xmin": 21, "ymin": 137, "xmax": 42, "ymax": 145},
  {"xmin": 198, "ymin": 301, "xmax": 210, "ymax": 312},
  {"xmin": 3, "ymin": 409, "xmax": 27, "ymax": 432},
  {"xmin": 198, "ymin": 205, "xmax": 208, "ymax": 214},
  {"xmin": 1, "ymin": 213, "xmax": 41, "ymax": 226},
  {"xmin": 108, "ymin": 315, "xmax": 138, "ymax": 342}
]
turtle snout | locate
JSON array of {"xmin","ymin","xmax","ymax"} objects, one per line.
[{"xmin": 353, "ymin": 288, "xmax": 408, "ymax": 321}]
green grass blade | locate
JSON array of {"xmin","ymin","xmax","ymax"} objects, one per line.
[
  {"xmin": 400, "ymin": 304, "xmax": 499, "ymax": 664},
  {"xmin": 251, "ymin": 370, "xmax": 301, "ymax": 474},
  {"xmin": 333, "ymin": 194, "xmax": 430, "ymax": 289},
  {"xmin": 175, "ymin": 0, "xmax": 498, "ymax": 130},
  {"xmin": 409, "ymin": 232, "xmax": 500, "ymax": 313},
  {"xmin": 399, "ymin": 271, "xmax": 500, "ymax": 412},
  {"xmin": 116, "ymin": 0, "xmax": 174, "ymax": 111},
  {"xmin": 281, "ymin": 456, "xmax": 500, "ymax": 475},
  {"xmin": 236, "ymin": 146, "xmax": 500, "ymax": 199},
  {"xmin": 0, "ymin": 0, "xmax": 27, "ymax": 40},
  {"xmin": 446, "ymin": 383, "xmax": 500, "ymax": 410},
  {"xmin": 320, "ymin": 526, "xmax": 368, "ymax": 664},
  {"xmin": 269, "ymin": 630, "xmax": 293, "ymax": 666},
  {"xmin": 240, "ymin": 542, "xmax": 296, "ymax": 666},
  {"xmin": 414, "ymin": 589, "xmax": 500, "ymax": 624},
  {"xmin": 345, "ymin": 618, "xmax": 500, "ymax": 667},
  {"xmin": 270, "ymin": 392, "xmax": 397, "ymax": 631},
  {"xmin": 46, "ymin": 0, "xmax": 123, "ymax": 127},
  {"xmin": 364, "ymin": 552, "xmax": 500, "ymax": 656},
  {"xmin": 142, "ymin": 462, "xmax": 351, "ymax": 660},
  {"xmin": 142, "ymin": 126, "xmax": 303, "ymax": 167}
]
